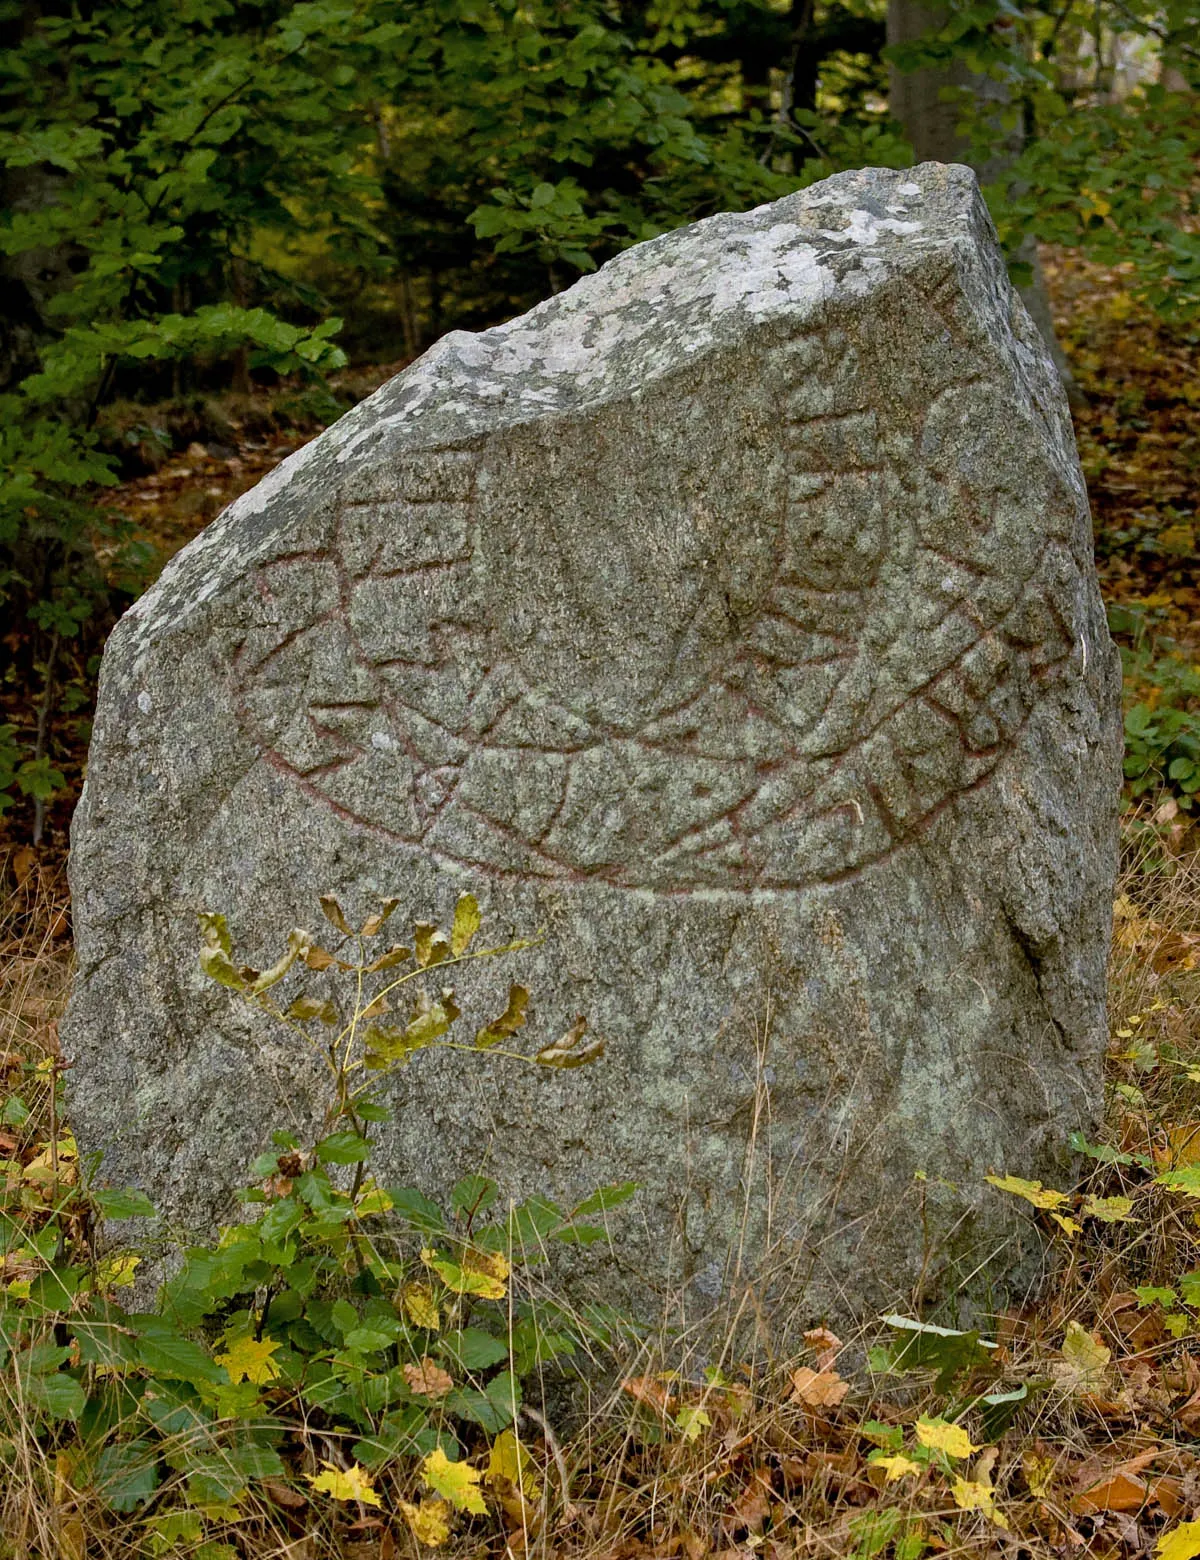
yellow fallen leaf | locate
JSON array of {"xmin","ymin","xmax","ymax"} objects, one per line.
[
  {"xmin": 307, "ymin": 1461, "xmax": 381, "ymax": 1507},
  {"xmin": 915, "ymin": 1418, "xmax": 979, "ymax": 1459},
  {"xmin": 1159, "ymin": 1519, "xmax": 1200, "ymax": 1560},
  {"xmin": 873, "ymin": 1454, "xmax": 923, "ymax": 1482},
  {"xmin": 674, "ymin": 1405, "xmax": 712, "ymax": 1441},
  {"xmin": 1051, "ymin": 1213, "xmax": 1083, "ymax": 1237},
  {"xmin": 400, "ymin": 1497, "xmax": 453, "ymax": 1547},
  {"xmin": 1023, "ymin": 1449, "xmax": 1056, "ymax": 1497},
  {"xmin": 215, "ymin": 1334, "xmax": 282, "ymax": 1387},
  {"xmin": 1081, "ymin": 1194, "xmax": 1134, "ymax": 1224},
  {"xmin": 951, "ymin": 1476, "xmax": 1009, "ymax": 1528},
  {"xmin": 423, "ymin": 1447, "xmax": 487, "ymax": 1515},
  {"xmin": 984, "ymin": 1174, "xmax": 1068, "ymax": 1210}
]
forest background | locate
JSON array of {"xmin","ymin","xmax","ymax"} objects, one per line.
[{"xmin": 0, "ymin": 0, "xmax": 1198, "ymax": 848}]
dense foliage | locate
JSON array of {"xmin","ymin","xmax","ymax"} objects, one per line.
[{"xmin": 0, "ymin": 0, "xmax": 1197, "ymax": 821}]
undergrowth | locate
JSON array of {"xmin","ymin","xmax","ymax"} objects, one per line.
[{"xmin": 3, "ymin": 845, "xmax": 1200, "ymax": 1560}]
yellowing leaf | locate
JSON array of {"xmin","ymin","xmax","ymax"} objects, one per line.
[
  {"xmin": 915, "ymin": 1418, "xmax": 979, "ymax": 1459},
  {"xmin": 1159, "ymin": 1521, "xmax": 1200, "ymax": 1560},
  {"xmin": 475, "ymin": 984, "xmax": 529, "ymax": 1050},
  {"xmin": 95, "ymin": 1253, "xmax": 141, "ymax": 1290},
  {"xmin": 307, "ymin": 1461, "xmax": 381, "ymax": 1507},
  {"xmin": 536, "ymin": 1014, "xmax": 605, "ymax": 1069},
  {"xmin": 1022, "ymin": 1450, "xmax": 1056, "ymax": 1497},
  {"xmin": 216, "ymin": 1334, "xmax": 282, "ymax": 1387},
  {"xmin": 414, "ymin": 922, "xmax": 450, "ymax": 969},
  {"xmin": 451, "ymin": 893, "xmax": 481, "ymax": 956},
  {"xmin": 984, "ymin": 1174, "xmax": 1069, "ymax": 1210},
  {"xmin": 422, "ymin": 1448, "xmax": 487, "ymax": 1515},
  {"xmin": 951, "ymin": 1476, "xmax": 1009, "ymax": 1529},
  {"xmin": 488, "ymin": 1429, "xmax": 542, "ymax": 1499},
  {"xmin": 1051, "ymin": 1213, "xmax": 1083, "ymax": 1237},
  {"xmin": 1057, "ymin": 1321, "xmax": 1111, "ymax": 1396},
  {"xmin": 404, "ymin": 1356, "xmax": 454, "ymax": 1398},
  {"xmin": 873, "ymin": 1454, "xmax": 923, "ymax": 1482},
  {"xmin": 422, "ymin": 1246, "xmax": 509, "ymax": 1300},
  {"xmin": 401, "ymin": 1281, "xmax": 440, "ymax": 1331},
  {"xmin": 1081, "ymin": 1194, "xmax": 1134, "ymax": 1224},
  {"xmin": 400, "ymin": 1497, "xmax": 453, "ymax": 1547}
]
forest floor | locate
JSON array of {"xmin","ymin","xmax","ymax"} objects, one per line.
[{"xmin": 1, "ymin": 250, "xmax": 1200, "ymax": 1559}]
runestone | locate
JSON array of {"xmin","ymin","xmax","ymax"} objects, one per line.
[{"xmin": 66, "ymin": 164, "xmax": 1122, "ymax": 1325}]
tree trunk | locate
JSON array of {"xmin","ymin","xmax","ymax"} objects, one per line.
[{"xmin": 885, "ymin": 0, "xmax": 1081, "ymax": 402}]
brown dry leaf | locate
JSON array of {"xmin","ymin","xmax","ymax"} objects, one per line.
[
  {"xmin": 788, "ymin": 1365, "xmax": 849, "ymax": 1408},
  {"xmin": 729, "ymin": 1467, "xmax": 773, "ymax": 1535},
  {"xmin": 1071, "ymin": 1472, "xmax": 1150, "ymax": 1514},
  {"xmin": 11, "ymin": 846, "xmax": 36, "ymax": 886},
  {"xmin": 622, "ymin": 1375, "xmax": 674, "ymax": 1415},
  {"xmin": 1176, "ymin": 1390, "xmax": 1200, "ymax": 1436},
  {"xmin": 802, "ymin": 1326, "xmax": 842, "ymax": 1370},
  {"xmin": 404, "ymin": 1356, "xmax": 454, "ymax": 1399},
  {"xmin": 263, "ymin": 1478, "xmax": 309, "ymax": 1510}
]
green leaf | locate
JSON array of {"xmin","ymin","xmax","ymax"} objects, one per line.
[
  {"xmin": 570, "ymin": 1182, "xmax": 638, "ymax": 1218},
  {"xmin": 26, "ymin": 1369, "xmax": 86, "ymax": 1421},
  {"xmin": 879, "ymin": 1315, "xmax": 997, "ymax": 1390},
  {"xmin": 452, "ymin": 1174, "xmax": 498, "ymax": 1220},
  {"xmin": 451, "ymin": 893, "xmax": 481, "ymax": 956},
  {"xmin": 436, "ymin": 1328, "xmax": 510, "ymax": 1371},
  {"xmin": 389, "ymin": 1187, "xmax": 447, "ymax": 1236},
  {"xmin": 96, "ymin": 1439, "xmax": 160, "ymax": 1512},
  {"xmin": 93, "ymin": 1187, "xmax": 157, "ymax": 1220},
  {"xmin": 316, "ymin": 1130, "xmax": 372, "ymax": 1165}
]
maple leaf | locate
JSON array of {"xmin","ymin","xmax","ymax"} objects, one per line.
[
  {"xmin": 404, "ymin": 1356, "xmax": 454, "ymax": 1398},
  {"xmin": 915, "ymin": 1418, "xmax": 979, "ymax": 1459},
  {"xmin": 1159, "ymin": 1520, "xmax": 1200, "ymax": 1560},
  {"xmin": 216, "ymin": 1334, "xmax": 282, "ymax": 1386},
  {"xmin": 307, "ymin": 1461, "xmax": 382, "ymax": 1507},
  {"xmin": 400, "ymin": 1497, "xmax": 453, "ymax": 1547},
  {"xmin": 951, "ymin": 1476, "xmax": 1009, "ymax": 1528},
  {"xmin": 423, "ymin": 1447, "xmax": 487, "ymax": 1514},
  {"xmin": 789, "ymin": 1365, "xmax": 849, "ymax": 1408}
]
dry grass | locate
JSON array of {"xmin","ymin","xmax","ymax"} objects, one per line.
[{"xmin": 2, "ymin": 839, "xmax": 1200, "ymax": 1560}]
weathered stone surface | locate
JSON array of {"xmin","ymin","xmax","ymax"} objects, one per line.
[{"xmin": 65, "ymin": 163, "xmax": 1122, "ymax": 1327}]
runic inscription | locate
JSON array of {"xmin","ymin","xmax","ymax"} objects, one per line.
[{"xmin": 233, "ymin": 327, "xmax": 1085, "ymax": 895}]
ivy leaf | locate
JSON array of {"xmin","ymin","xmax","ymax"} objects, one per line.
[
  {"xmin": 307, "ymin": 1461, "xmax": 382, "ymax": 1506},
  {"xmin": 422, "ymin": 1447, "xmax": 487, "ymax": 1514},
  {"xmin": 215, "ymin": 1334, "xmax": 282, "ymax": 1386},
  {"xmin": 450, "ymin": 893, "xmax": 481, "ymax": 956}
]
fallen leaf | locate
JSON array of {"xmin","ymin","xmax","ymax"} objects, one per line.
[
  {"xmin": 400, "ymin": 1497, "xmax": 452, "ymax": 1547},
  {"xmin": 915, "ymin": 1417, "xmax": 979, "ymax": 1459},
  {"xmin": 307, "ymin": 1462, "xmax": 382, "ymax": 1507},
  {"xmin": 422, "ymin": 1447, "xmax": 487, "ymax": 1515},
  {"xmin": 803, "ymin": 1326, "xmax": 842, "ymax": 1369},
  {"xmin": 404, "ymin": 1357, "xmax": 454, "ymax": 1398},
  {"xmin": 788, "ymin": 1366, "xmax": 849, "ymax": 1408},
  {"xmin": 1072, "ymin": 1472, "xmax": 1150, "ymax": 1514},
  {"xmin": 951, "ymin": 1476, "xmax": 1009, "ymax": 1528},
  {"xmin": 1158, "ymin": 1518, "xmax": 1200, "ymax": 1560},
  {"xmin": 1056, "ymin": 1322, "xmax": 1113, "ymax": 1396}
]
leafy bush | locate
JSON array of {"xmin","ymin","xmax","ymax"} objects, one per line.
[{"xmin": 0, "ymin": 890, "xmax": 631, "ymax": 1551}]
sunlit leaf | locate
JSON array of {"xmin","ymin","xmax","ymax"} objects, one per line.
[{"xmin": 422, "ymin": 1447, "xmax": 487, "ymax": 1514}]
